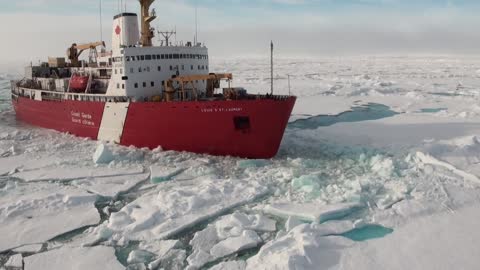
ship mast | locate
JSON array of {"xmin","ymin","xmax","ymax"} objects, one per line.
[{"xmin": 139, "ymin": 0, "xmax": 157, "ymax": 47}]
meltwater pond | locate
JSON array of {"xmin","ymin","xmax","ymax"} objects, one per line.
[
  {"xmin": 289, "ymin": 103, "xmax": 398, "ymax": 130},
  {"xmin": 341, "ymin": 225, "xmax": 394, "ymax": 242}
]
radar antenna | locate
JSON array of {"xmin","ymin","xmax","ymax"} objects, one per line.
[
  {"xmin": 138, "ymin": 0, "xmax": 157, "ymax": 47},
  {"xmin": 158, "ymin": 30, "xmax": 176, "ymax": 46}
]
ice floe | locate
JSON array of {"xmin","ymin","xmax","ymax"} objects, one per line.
[
  {"xmin": 0, "ymin": 182, "xmax": 99, "ymax": 252},
  {"xmin": 247, "ymin": 223, "xmax": 355, "ymax": 270},
  {"xmin": 24, "ymin": 246, "xmax": 124, "ymax": 270},
  {"xmin": 263, "ymin": 202, "xmax": 362, "ymax": 222},
  {"xmin": 5, "ymin": 254, "xmax": 23, "ymax": 269},
  {"xmin": 187, "ymin": 212, "xmax": 275, "ymax": 268},
  {"xmin": 93, "ymin": 143, "xmax": 115, "ymax": 164},
  {"xmin": 99, "ymin": 178, "xmax": 268, "ymax": 245}
]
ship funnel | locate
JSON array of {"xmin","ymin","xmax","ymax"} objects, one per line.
[{"xmin": 111, "ymin": 13, "xmax": 140, "ymax": 55}]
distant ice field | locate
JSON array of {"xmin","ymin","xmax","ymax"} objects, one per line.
[{"xmin": 2, "ymin": 56, "xmax": 480, "ymax": 269}]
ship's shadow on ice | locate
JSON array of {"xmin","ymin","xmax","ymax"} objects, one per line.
[{"xmin": 288, "ymin": 103, "xmax": 398, "ymax": 130}]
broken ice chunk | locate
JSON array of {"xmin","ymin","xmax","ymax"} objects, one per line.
[
  {"xmin": 285, "ymin": 216, "xmax": 303, "ymax": 232},
  {"xmin": 210, "ymin": 230, "xmax": 262, "ymax": 258},
  {"xmin": 24, "ymin": 246, "xmax": 124, "ymax": 270},
  {"xmin": 5, "ymin": 254, "xmax": 23, "ymax": 269},
  {"xmin": 210, "ymin": 261, "xmax": 246, "ymax": 270},
  {"xmin": 93, "ymin": 143, "xmax": 114, "ymax": 164},
  {"xmin": 264, "ymin": 202, "xmax": 362, "ymax": 223},
  {"xmin": 149, "ymin": 165, "xmax": 184, "ymax": 183},
  {"xmin": 127, "ymin": 250, "xmax": 156, "ymax": 265}
]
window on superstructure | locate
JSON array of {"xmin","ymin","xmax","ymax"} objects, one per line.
[
  {"xmin": 147, "ymin": 66, "xmax": 150, "ymax": 72},
  {"xmin": 181, "ymin": 65, "xmax": 184, "ymax": 70},
  {"xmin": 126, "ymin": 56, "xmax": 130, "ymax": 62},
  {"xmin": 151, "ymin": 82, "xmax": 154, "ymax": 87},
  {"xmin": 117, "ymin": 83, "xmax": 120, "ymax": 89},
  {"xmin": 141, "ymin": 55, "xmax": 145, "ymax": 61},
  {"xmin": 161, "ymin": 54, "xmax": 165, "ymax": 59},
  {"xmin": 152, "ymin": 55, "xmax": 156, "ymax": 60},
  {"xmin": 180, "ymin": 54, "xmax": 183, "ymax": 59},
  {"xmin": 143, "ymin": 82, "xmax": 146, "ymax": 87},
  {"xmin": 157, "ymin": 54, "xmax": 161, "ymax": 59},
  {"xmin": 191, "ymin": 65, "xmax": 194, "ymax": 70},
  {"xmin": 137, "ymin": 56, "xmax": 141, "ymax": 61},
  {"xmin": 115, "ymin": 69, "xmax": 117, "ymax": 74},
  {"xmin": 170, "ymin": 66, "xmax": 173, "ymax": 71},
  {"xmin": 206, "ymin": 65, "xmax": 208, "ymax": 70},
  {"xmin": 138, "ymin": 67, "xmax": 142, "ymax": 72},
  {"xmin": 130, "ymin": 68, "xmax": 134, "ymax": 73},
  {"xmin": 146, "ymin": 55, "xmax": 152, "ymax": 60},
  {"xmin": 120, "ymin": 69, "xmax": 123, "ymax": 74},
  {"xmin": 173, "ymin": 54, "xmax": 179, "ymax": 59},
  {"xmin": 135, "ymin": 83, "xmax": 138, "ymax": 88},
  {"xmin": 168, "ymin": 54, "xmax": 173, "ymax": 59},
  {"xmin": 122, "ymin": 84, "xmax": 125, "ymax": 89},
  {"xmin": 158, "ymin": 66, "xmax": 161, "ymax": 71}
]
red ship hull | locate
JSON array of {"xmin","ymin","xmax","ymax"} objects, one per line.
[{"xmin": 12, "ymin": 96, "xmax": 295, "ymax": 158}]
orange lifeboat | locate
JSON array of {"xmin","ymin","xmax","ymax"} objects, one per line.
[{"xmin": 69, "ymin": 74, "xmax": 89, "ymax": 93}]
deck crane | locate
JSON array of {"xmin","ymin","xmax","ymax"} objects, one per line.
[{"xmin": 67, "ymin": 41, "xmax": 105, "ymax": 67}]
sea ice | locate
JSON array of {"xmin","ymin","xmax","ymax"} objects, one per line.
[
  {"xmin": 5, "ymin": 254, "xmax": 23, "ymax": 269},
  {"xmin": 187, "ymin": 212, "xmax": 274, "ymax": 268},
  {"xmin": 339, "ymin": 205, "xmax": 480, "ymax": 270},
  {"xmin": 263, "ymin": 202, "xmax": 362, "ymax": 222},
  {"xmin": 149, "ymin": 165, "xmax": 184, "ymax": 183},
  {"xmin": 93, "ymin": 143, "xmax": 114, "ymax": 164},
  {"xmin": 24, "ymin": 246, "xmax": 124, "ymax": 270},
  {"xmin": 0, "ymin": 182, "xmax": 99, "ymax": 252},
  {"xmin": 13, "ymin": 165, "xmax": 144, "ymax": 182},
  {"xmin": 209, "ymin": 261, "xmax": 246, "ymax": 270},
  {"xmin": 103, "ymin": 178, "xmax": 268, "ymax": 243},
  {"xmin": 247, "ymin": 224, "xmax": 355, "ymax": 270},
  {"xmin": 12, "ymin": 243, "xmax": 44, "ymax": 253},
  {"xmin": 71, "ymin": 173, "xmax": 150, "ymax": 198}
]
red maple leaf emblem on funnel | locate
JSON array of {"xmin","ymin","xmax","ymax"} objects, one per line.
[{"xmin": 115, "ymin": 25, "xmax": 121, "ymax": 35}]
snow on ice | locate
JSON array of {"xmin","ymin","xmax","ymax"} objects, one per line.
[
  {"xmin": 24, "ymin": 246, "xmax": 124, "ymax": 270},
  {"xmin": 0, "ymin": 182, "xmax": 99, "ymax": 252},
  {"xmin": 99, "ymin": 178, "xmax": 269, "ymax": 244},
  {"xmin": 3, "ymin": 56, "xmax": 480, "ymax": 269}
]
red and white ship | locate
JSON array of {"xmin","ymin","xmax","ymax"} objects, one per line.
[{"xmin": 10, "ymin": 0, "xmax": 296, "ymax": 159}]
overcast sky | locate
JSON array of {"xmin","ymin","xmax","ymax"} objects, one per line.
[{"xmin": 1, "ymin": 0, "xmax": 479, "ymax": 68}]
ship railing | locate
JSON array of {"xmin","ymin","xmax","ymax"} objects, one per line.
[{"xmin": 13, "ymin": 87, "xmax": 132, "ymax": 103}]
